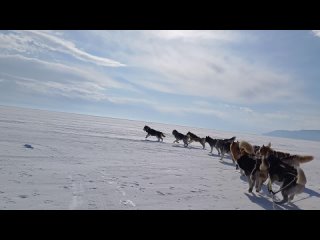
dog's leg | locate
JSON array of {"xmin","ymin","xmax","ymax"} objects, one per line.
[
  {"xmin": 256, "ymin": 178, "xmax": 262, "ymax": 192},
  {"xmin": 173, "ymin": 139, "xmax": 178, "ymax": 143},
  {"xmin": 210, "ymin": 146, "xmax": 213, "ymax": 153},
  {"xmin": 216, "ymin": 147, "xmax": 221, "ymax": 156},
  {"xmin": 254, "ymin": 173, "xmax": 263, "ymax": 193},
  {"xmin": 254, "ymin": 173, "xmax": 259, "ymax": 191},
  {"xmin": 274, "ymin": 189, "xmax": 289, "ymax": 205},
  {"xmin": 248, "ymin": 176, "xmax": 254, "ymax": 193},
  {"xmin": 145, "ymin": 133, "xmax": 150, "ymax": 139},
  {"xmin": 288, "ymin": 194, "xmax": 295, "ymax": 202},
  {"xmin": 274, "ymin": 196, "xmax": 289, "ymax": 205},
  {"xmin": 267, "ymin": 178, "xmax": 273, "ymax": 193},
  {"xmin": 220, "ymin": 150, "xmax": 225, "ymax": 161},
  {"xmin": 286, "ymin": 184, "xmax": 304, "ymax": 202},
  {"xmin": 201, "ymin": 139, "xmax": 205, "ymax": 149},
  {"xmin": 183, "ymin": 139, "xmax": 188, "ymax": 147},
  {"xmin": 231, "ymin": 157, "xmax": 236, "ymax": 166}
]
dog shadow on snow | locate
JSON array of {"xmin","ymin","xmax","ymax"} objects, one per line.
[
  {"xmin": 207, "ymin": 153, "xmax": 235, "ymax": 167},
  {"xmin": 141, "ymin": 139, "xmax": 165, "ymax": 143},
  {"xmin": 218, "ymin": 160, "xmax": 236, "ymax": 167},
  {"xmin": 171, "ymin": 144, "xmax": 205, "ymax": 151},
  {"xmin": 241, "ymin": 175, "xmax": 320, "ymax": 210},
  {"xmin": 241, "ymin": 177, "xmax": 301, "ymax": 210},
  {"xmin": 244, "ymin": 192, "xmax": 301, "ymax": 210},
  {"xmin": 289, "ymin": 187, "xmax": 320, "ymax": 204}
]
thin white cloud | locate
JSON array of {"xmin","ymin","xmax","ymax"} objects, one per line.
[
  {"xmin": 149, "ymin": 30, "xmax": 240, "ymax": 42},
  {"xmin": 0, "ymin": 54, "xmax": 137, "ymax": 101},
  {"xmin": 27, "ymin": 30, "xmax": 125, "ymax": 67},
  {"xmin": 86, "ymin": 31, "xmax": 301, "ymax": 105},
  {"xmin": 16, "ymin": 80, "xmax": 108, "ymax": 101},
  {"xmin": 0, "ymin": 31, "xmax": 125, "ymax": 67},
  {"xmin": 240, "ymin": 107, "xmax": 254, "ymax": 113},
  {"xmin": 108, "ymin": 96, "xmax": 155, "ymax": 105},
  {"xmin": 127, "ymin": 44, "xmax": 300, "ymax": 104}
]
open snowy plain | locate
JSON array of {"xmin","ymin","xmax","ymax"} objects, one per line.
[{"xmin": 0, "ymin": 105, "xmax": 319, "ymax": 210}]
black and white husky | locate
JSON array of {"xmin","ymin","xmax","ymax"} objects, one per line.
[
  {"xmin": 205, "ymin": 136, "xmax": 219, "ymax": 154},
  {"xmin": 143, "ymin": 125, "xmax": 165, "ymax": 142},
  {"xmin": 186, "ymin": 132, "xmax": 206, "ymax": 149},
  {"xmin": 262, "ymin": 154, "xmax": 308, "ymax": 204},
  {"xmin": 172, "ymin": 130, "xmax": 189, "ymax": 147},
  {"xmin": 215, "ymin": 136, "xmax": 236, "ymax": 160}
]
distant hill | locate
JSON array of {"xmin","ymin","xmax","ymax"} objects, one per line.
[{"xmin": 263, "ymin": 130, "xmax": 320, "ymax": 142}]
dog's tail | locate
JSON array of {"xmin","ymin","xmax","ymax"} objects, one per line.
[
  {"xmin": 294, "ymin": 155, "xmax": 314, "ymax": 164},
  {"xmin": 296, "ymin": 167, "xmax": 307, "ymax": 186},
  {"xmin": 161, "ymin": 133, "xmax": 166, "ymax": 137},
  {"xmin": 281, "ymin": 155, "xmax": 314, "ymax": 167},
  {"xmin": 239, "ymin": 141, "xmax": 254, "ymax": 155}
]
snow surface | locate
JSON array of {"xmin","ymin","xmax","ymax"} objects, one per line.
[{"xmin": 0, "ymin": 105, "xmax": 319, "ymax": 210}]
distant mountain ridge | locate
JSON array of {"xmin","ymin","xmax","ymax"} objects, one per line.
[{"xmin": 263, "ymin": 130, "xmax": 320, "ymax": 142}]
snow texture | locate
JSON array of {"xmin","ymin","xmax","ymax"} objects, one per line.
[{"xmin": 0, "ymin": 105, "xmax": 319, "ymax": 210}]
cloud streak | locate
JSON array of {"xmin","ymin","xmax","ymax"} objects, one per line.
[
  {"xmin": 0, "ymin": 54, "xmax": 136, "ymax": 101},
  {"xmin": 90, "ymin": 31, "xmax": 301, "ymax": 105},
  {"xmin": 0, "ymin": 31, "xmax": 125, "ymax": 67}
]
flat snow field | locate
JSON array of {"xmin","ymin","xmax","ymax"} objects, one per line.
[{"xmin": 0, "ymin": 106, "xmax": 319, "ymax": 210}]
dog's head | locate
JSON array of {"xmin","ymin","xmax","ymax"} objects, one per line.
[
  {"xmin": 259, "ymin": 142, "xmax": 272, "ymax": 158},
  {"xmin": 253, "ymin": 145, "xmax": 261, "ymax": 154},
  {"xmin": 143, "ymin": 125, "xmax": 150, "ymax": 132},
  {"xmin": 205, "ymin": 136, "xmax": 212, "ymax": 142},
  {"xmin": 172, "ymin": 130, "xmax": 177, "ymax": 135}
]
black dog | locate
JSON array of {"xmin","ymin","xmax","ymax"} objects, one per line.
[
  {"xmin": 263, "ymin": 154, "xmax": 305, "ymax": 204},
  {"xmin": 143, "ymin": 125, "xmax": 165, "ymax": 142},
  {"xmin": 172, "ymin": 130, "xmax": 189, "ymax": 147},
  {"xmin": 237, "ymin": 154, "xmax": 258, "ymax": 192},
  {"xmin": 205, "ymin": 136, "xmax": 219, "ymax": 154},
  {"xmin": 215, "ymin": 136, "xmax": 236, "ymax": 160},
  {"xmin": 186, "ymin": 132, "xmax": 206, "ymax": 149}
]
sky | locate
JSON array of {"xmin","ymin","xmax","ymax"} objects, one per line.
[{"xmin": 1, "ymin": 30, "xmax": 320, "ymax": 134}]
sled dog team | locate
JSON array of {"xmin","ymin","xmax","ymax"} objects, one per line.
[{"xmin": 143, "ymin": 125, "xmax": 314, "ymax": 205}]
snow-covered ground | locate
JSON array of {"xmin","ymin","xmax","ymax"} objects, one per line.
[{"xmin": 0, "ymin": 105, "xmax": 319, "ymax": 210}]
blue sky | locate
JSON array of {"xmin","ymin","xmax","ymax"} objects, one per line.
[{"xmin": 1, "ymin": 30, "xmax": 320, "ymax": 134}]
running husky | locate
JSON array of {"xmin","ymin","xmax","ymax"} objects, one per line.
[
  {"xmin": 215, "ymin": 136, "xmax": 236, "ymax": 161},
  {"xmin": 231, "ymin": 140, "xmax": 268, "ymax": 192},
  {"xmin": 205, "ymin": 136, "xmax": 219, "ymax": 154},
  {"xmin": 259, "ymin": 143, "xmax": 314, "ymax": 167},
  {"xmin": 172, "ymin": 130, "xmax": 189, "ymax": 147},
  {"xmin": 186, "ymin": 132, "xmax": 206, "ymax": 149},
  {"xmin": 261, "ymin": 154, "xmax": 307, "ymax": 204},
  {"xmin": 143, "ymin": 125, "xmax": 165, "ymax": 142}
]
